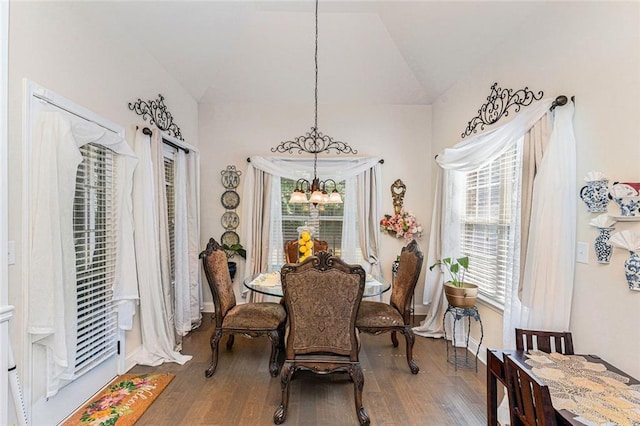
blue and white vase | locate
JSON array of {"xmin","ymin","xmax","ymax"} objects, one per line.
[
  {"xmin": 594, "ymin": 227, "xmax": 615, "ymax": 264},
  {"xmin": 580, "ymin": 179, "xmax": 610, "ymax": 213},
  {"xmin": 624, "ymin": 251, "xmax": 640, "ymax": 291}
]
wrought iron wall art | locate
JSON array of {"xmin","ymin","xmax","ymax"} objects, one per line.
[
  {"xmin": 461, "ymin": 82, "xmax": 544, "ymax": 138},
  {"xmin": 128, "ymin": 94, "xmax": 184, "ymax": 141}
]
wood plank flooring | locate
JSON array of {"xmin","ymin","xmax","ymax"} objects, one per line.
[{"xmin": 130, "ymin": 313, "xmax": 487, "ymax": 425}]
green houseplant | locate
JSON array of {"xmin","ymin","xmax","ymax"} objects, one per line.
[{"xmin": 429, "ymin": 256, "xmax": 478, "ymax": 308}]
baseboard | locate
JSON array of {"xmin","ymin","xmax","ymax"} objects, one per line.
[
  {"xmin": 124, "ymin": 346, "xmax": 141, "ymax": 372},
  {"xmin": 468, "ymin": 335, "xmax": 488, "ymax": 366}
]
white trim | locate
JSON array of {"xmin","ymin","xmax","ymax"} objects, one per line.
[{"xmin": 1, "ymin": 2, "xmax": 11, "ymax": 424}]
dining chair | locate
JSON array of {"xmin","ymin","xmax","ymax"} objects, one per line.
[
  {"xmin": 356, "ymin": 239, "xmax": 423, "ymax": 374},
  {"xmin": 274, "ymin": 251, "xmax": 370, "ymax": 425},
  {"xmin": 515, "ymin": 328, "xmax": 574, "ymax": 355},
  {"xmin": 504, "ymin": 354, "xmax": 557, "ymax": 426},
  {"xmin": 284, "ymin": 238, "xmax": 329, "ymax": 263},
  {"xmin": 200, "ymin": 237, "xmax": 287, "ymax": 377}
]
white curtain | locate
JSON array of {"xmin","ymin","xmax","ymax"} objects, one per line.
[
  {"xmin": 130, "ymin": 127, "xmax": 191, "ymax": 366},
  {"xmin": 27, "ymin": 111, "xmax": 138, "ymax": 397},
  {"xmin": 518, "ymin": 103, "xmax": 576, "ymax": 332},
  {"xmin": 414, "ymin": 99, "xmax": 554, "ymax": 338},
  {"xmin": 186, "ymin": 151, "xmax": 203, "ymax": 324},
  {"xmin": 174, "ymin": 151, "xmax": 190, "ymax": 335},
  {"xmin": 355, "ymin": 167, "xmax": 383, "ymax": 277}
]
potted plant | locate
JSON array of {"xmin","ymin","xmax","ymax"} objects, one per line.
[
  {"xmin": 429, "ymin": 256, "xmax": 478, "ymax": 308},
  {"xmin": 223, "ymin": 243, "xmax": 246, "ymax": 280}
]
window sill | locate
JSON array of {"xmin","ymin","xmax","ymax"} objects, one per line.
[{"xmin": 476, "ymin": 295, "xmax": 504, "ymax": 315}]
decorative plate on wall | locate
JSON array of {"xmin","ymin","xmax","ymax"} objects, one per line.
[
  {"xmin": 221, "ymin": 230, "xmax": 240, "ymax": 247},
  {"xmin": 221, "ymin": 211, "xmax": 240, "ymax": 229},
  {"xmin": 221, "ymin": 165, "xmax": 242, "ymax": 189},
  {"xmin": 221, "ymin": 190, "xmax": 240, "ymax": 210}
]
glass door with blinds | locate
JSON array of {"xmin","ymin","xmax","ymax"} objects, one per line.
[
  {"xmin": 459, "ymin": 139, "xmax": 523, "ymax": 308},
  {"xmin": 73, "ymin": 143, "xmax": 119, "ymax": 378},
  {"xmin": 26, "ymin": 82, "xmax": 124, "ymax": 425}
]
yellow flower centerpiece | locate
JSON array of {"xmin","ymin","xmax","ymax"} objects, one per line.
[{"xmin": 297, "ymin": 225, "xmax": 315, "ymax": 262}]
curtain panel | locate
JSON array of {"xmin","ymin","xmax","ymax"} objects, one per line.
[
  {"xmin": 27, "ymin": 111, "xmax": 138, "ymax": 397},
  {"xmin": 130, "ymin": 127, "xmax": 191, "ymax": 366}
]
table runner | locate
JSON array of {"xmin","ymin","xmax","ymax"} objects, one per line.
[{"xmin": 524, "ymin": 350, "xmax": 640, "ymax": 425}]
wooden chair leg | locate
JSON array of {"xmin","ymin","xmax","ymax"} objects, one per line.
[
  {"xmin": 402, "ymin": 326, "xmax": 419, "ymax": 374},
  {"xmin": 274, "ymin": 361, "xmax": 294, "ymax": 424},
  {"xmin": 226, "ymin": 334, "xmax": 235, "ymax": 350},
  {"xmin": 350, "ymin": 364, "xmax": 370, "ymax": 426},
  {"xmin": 268, "ymin": 329, "xmax": 282, "ymax": 377},
  {"xmin": 391, "ymin": 330, "xmax": 399, "ymax": 347},
  {"xmin": 205, "ymin": 328, "xmax": 222, "ymax": 377}
]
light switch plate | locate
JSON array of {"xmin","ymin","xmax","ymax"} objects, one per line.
[{"xmin": 576, "ymin": 241, "xmax": 588, "ymax": 264}]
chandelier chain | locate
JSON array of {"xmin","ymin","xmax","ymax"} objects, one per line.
[{"xmin": 314, "ymin": 0, "xmax": 319, "ymax": 133}]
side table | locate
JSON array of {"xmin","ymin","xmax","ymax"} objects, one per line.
[{"xmin": 443, "ymin": 304, "xmax": 483, "ymax": 371}]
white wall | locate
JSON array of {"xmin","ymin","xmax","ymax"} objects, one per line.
[
  {"xmin": 198, "ymin": 102, "xmax": 432, "ymax": 309},
  {"xmin": 431, "ymin": 2, "xmax": 640, "ymax": 378},
  {"xmin": 6, "ymin": 1, "xmax": 198, "ymax": 419}
]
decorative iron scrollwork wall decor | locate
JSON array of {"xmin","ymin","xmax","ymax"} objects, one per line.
[
  {"xmin": 128, "ymin": 94, "xmax": 184, "ymax": 141},
  {"xmin": 461, "ymin": 83, "xmax": 544, "ymax": 138},
  {"xmin": 271, "ymin": 128, "xmax": 357, "ymax": 155}
]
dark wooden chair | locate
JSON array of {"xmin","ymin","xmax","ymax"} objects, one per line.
[
  {"xmin": 504, "ymin": 354, "xmax": 557, "ymax": 426},
  {"xmin": 274, "ymin": 252, "xmax": 370, "ymax": 425},
  {"xmin": 284, "ymin": 238, "xmax": 329, "ymax": 263},
  {"xmin": 200, "ymin": 237, "xmax": 287, "ymax": 377},
  {"xmin": 356, "ymin": 239, "xmax": 423, "ymax": 374},
  {"xmin": 515, "ymin": 328, "xmax": 574, "ymax": 355}
]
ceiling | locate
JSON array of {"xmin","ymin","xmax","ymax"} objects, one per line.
[{"xmin": 101, "ymin": 1, "xmax": 557, "ymax": 105}]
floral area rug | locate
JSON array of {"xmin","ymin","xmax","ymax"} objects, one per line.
[{"xmin": 61, "ymin": 373, "xmax": 174, "ymax": 426}]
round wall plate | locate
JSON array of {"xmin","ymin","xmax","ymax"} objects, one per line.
[
  {"xmin": 221, "ymin": 230, "xmax": 240, "ymax": 247},
  {"xmin": 221, "ymin": 211, "xmax": 240, "ymax": 229},
  {"xmin": 221, "ymin": 167, "xmax": 241, "ymax": 189},
  {"xmin": 221, "ymin": 190, "xmax": 240, "ymax": 209}
]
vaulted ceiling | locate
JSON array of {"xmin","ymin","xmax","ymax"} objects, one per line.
[{"xmin": 102, "ymin": 1, "xmax": 557, "ymax": 105}]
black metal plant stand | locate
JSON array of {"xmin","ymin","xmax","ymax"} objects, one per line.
[{"xmin": 443, "ymin": 304, "xmax": 484, "ymax": 371}]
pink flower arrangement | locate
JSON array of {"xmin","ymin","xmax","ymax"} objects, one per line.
[{"xmin": 380, "ymin": 210, "xmax": 423, "ymax": 241}]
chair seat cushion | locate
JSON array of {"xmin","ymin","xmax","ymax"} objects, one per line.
[
  {"xmin": 356, "ymin": 301, "xmax": 404, "ymax": 328},
  {"xmin": 223, "ymin": 302, "xmax": 287, "ymax": 330}
]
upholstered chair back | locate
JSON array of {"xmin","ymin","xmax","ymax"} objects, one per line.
[
  {"xmin": 390, "ymin": 239, "xmax": 424, "ymax": 322},
  {"xmin": 281, "ymin": 251, "xmax": 365, "ymax": 360},
  {"xmin": 284, "ymin": 238, "xmax": 329, "ymax": 263},
  {"xmin": 201, "ymin": 238, "xmax": 237, "ymax": 326}
]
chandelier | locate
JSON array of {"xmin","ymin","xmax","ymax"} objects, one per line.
[{"xmin": 271, "ymin": 0, "xmax": 357, "ymax": 205}]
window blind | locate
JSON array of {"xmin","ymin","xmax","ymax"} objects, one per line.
[
  {"xmin": 73, "ymin": 143, "xmax": 118, "ymax": 376},
  {"xmin": 164, "ymin": 146, "xmax": 176, "ymax": 283},
  {"xmin": 271, "ymin": 178, "xmax": 347, "ymax": 267},
  {"xmin": 460, "ymin": 142, "xmax": 521, "ymax": 307}
]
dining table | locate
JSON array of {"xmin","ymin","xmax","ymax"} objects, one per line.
[
  {"xmin": 487, "ymin": 348, "xmax": 640, "ymax": 425},
  {"xmin": 243, "ymin": 271, "xmax": 391, "ymax": 298}
]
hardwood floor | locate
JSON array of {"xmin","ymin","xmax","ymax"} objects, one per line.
[{"xmin": 131, "ymin": 313, "xmax": 487, "ymax": 425}]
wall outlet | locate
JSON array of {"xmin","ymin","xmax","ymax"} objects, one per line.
[{"xmin": 576, "ymin": 241, "xmax": 589, "ymax": 264}]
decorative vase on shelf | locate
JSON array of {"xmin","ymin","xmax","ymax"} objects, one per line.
[
  {"xmin": 624, "ymin": 251, "xmax": 640, "ymax": 291},
  {"xmin": 579, "ymin": 178, "xmax": 609, "ymax": 213},
  {"xmin": 594, "ymin": 227, "xmax": 615, "ymax": 264}
]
